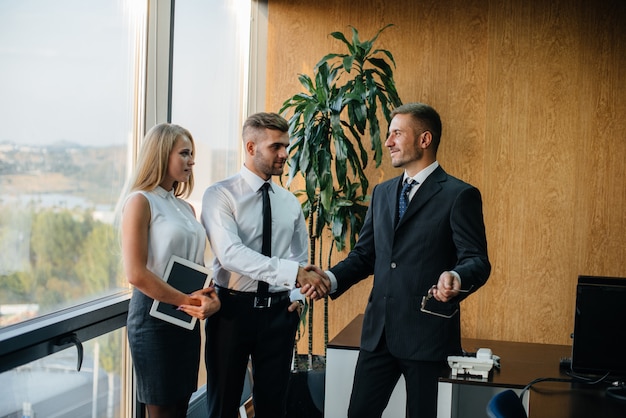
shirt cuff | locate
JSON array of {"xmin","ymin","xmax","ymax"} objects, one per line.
[
  {"xmin": 325, "ymin": 270, "xmax": 338, "ymax": 294},
  {"xmin": 290, "ymin": 288, "xmax": 305, "ymax": 303},
  {"xmin": 275, "ymin": 259, "xmax": 300, "ymax": 291}
]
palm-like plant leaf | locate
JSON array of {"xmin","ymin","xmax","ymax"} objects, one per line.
[
  {"xmin": 280, "ymin": 26, "xmax": 402, "ymax": 359},
  {"xmin": 280, "ymin": 24, "xmax": 401, "ymax": 254}
]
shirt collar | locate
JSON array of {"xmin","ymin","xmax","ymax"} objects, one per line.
[
  {"xmin": 404, "ymin": 161, "xmax": 439, "ymax": 184},
  {"xmin": 241, "ymin": 164, "xmax": 273, "ymax": 192},
  {"xmin": 154, "ymin": 185, "xmax": 175, "ymax": 198}
]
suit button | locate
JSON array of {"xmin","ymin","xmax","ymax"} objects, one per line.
[{"xmin": 391, "ymin": 262, "xmax": 397, "ymax": 269}]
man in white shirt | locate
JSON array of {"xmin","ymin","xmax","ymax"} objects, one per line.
[{"xmin": 201, "ymin": 112, "xmax": 329, "ymax": 418}]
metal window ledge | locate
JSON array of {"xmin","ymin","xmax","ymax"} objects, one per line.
[{"xmin": 0, "ymin": 291, "xmax": 131, "ymax": 374}]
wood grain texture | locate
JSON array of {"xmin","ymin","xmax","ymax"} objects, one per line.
[{"xmin": 266, "ymin": 0, "xmax": 626, "ymax": 353}]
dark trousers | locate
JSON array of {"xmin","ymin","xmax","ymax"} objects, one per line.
[
  {"xmin": 205, "ymin": 289, "xmax": 299, "ymax": 418},
  {"xmin": 348, "ymin": 332, "xmax": 448, "ymax": 418}
]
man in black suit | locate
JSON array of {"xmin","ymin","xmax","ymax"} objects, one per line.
[{"xmin": 309, "ymin": 102, "xmax": 491, "ymax": 418}]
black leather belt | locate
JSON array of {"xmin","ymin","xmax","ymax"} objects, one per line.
[{"xmin": 215, "ymin": 286, "xmax": 289, "ymax": 308}]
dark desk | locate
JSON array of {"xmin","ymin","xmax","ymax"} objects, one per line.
[{"xmin": 326, "ymin": 314, "xmax": 625, "ymax": 418}]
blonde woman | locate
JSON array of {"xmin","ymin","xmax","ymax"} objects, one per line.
[{"xmin": 120, "ymin": 123, "xmax": 220, "ymax": 418}]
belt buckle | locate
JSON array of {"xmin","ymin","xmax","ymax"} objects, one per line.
[{"xmin": 254, "ymin": 296, "xmax": 271, "ymax": 308}]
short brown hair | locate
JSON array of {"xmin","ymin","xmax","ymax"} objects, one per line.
[
  {"xmin": 391, "ymin": 103, "xmax": 442, "ymax": 153},
  {"xmin": 242, "ymin": 112, "xmax": 288, "ymax": 142}
]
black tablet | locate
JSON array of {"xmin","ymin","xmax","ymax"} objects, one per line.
[{"xmin": 149, "ymin": 255, "xmax": 211, "ymax": 329}]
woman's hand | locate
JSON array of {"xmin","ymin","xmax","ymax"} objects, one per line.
[{"xmin": 178, "ymin": 287, "xmax": 221, "ymax": 319}]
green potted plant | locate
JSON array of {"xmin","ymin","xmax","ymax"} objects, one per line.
[{"xmin": 280, "ymin": 24, "xmax": 402, "ymax": 417}]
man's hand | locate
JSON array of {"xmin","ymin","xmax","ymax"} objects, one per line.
[
  {"xmin": 288, "ymin": 299, "xmax": 305, "ymax": 316},
  {"xmin": 295, "ymin": 266, "xmax": 330, "ymax": 300},
  {"xmin": 431, "ymin": 271, "xmax": 462, "ymax": 303},
  {"xmin": 298, "ymin": 265, "xmax": 331, "ymax": 299}
]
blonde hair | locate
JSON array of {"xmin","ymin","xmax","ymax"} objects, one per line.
[{"xmin": 128, "ymin": 123, "xmax": 195, "ymax": 198}]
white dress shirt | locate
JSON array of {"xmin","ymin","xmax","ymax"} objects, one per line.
[
  {"xmin": 201, "ymin": 165, "xmax": 308, "ymax": 300},
  {"xmin": 402, "ymin": 160, "xmax": 439, "ymax": 201}
]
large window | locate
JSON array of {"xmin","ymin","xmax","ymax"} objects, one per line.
[
  {"xmin": 0, "ymin": 1, "xmax": 145, "ymax": 417},
  {"xmin": 0, "ymin": 0, "xmax": 142, "ymax": 327},
  {"xmin": 0, "ymin": 0, "xmax": 259, "ymax": 416},
  {"xmin": 171, "ymin": 0, "xmax": 254, "ymax": 208}
]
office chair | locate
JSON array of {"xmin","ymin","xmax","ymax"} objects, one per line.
[{"xmin": 486, "ymin": 389, "xmax": 528, "ymax": 418}]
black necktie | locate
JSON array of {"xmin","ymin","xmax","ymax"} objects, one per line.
[
  {"xmin": 258, "ymin": 183, "xmax": 271, "ymax": 295},
  {"xmin": 398, "ymin": 179, "xmax": 416, "ymax": 220}
]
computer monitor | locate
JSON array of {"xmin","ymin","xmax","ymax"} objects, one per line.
[{"xmin": 571, "ymin": 275, "xmax": 626, "ymax": 377}]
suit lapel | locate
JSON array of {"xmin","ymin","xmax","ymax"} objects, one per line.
[
  {"xmin": 385, "ymin": 176, "xmax": 404, "ymax": 229},
  {"xmin": 396, "ymin": 166, "xmax": 446, "ymax": 229}
]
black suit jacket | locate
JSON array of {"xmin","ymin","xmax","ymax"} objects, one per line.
[{"xmin": 330, "ymin": 166, "xmax": 491, "ymax": 361}]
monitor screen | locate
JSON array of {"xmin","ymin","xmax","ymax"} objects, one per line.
[{"xmin": 571, "ymin": 275, "xmax": 626, "ymax": 377}]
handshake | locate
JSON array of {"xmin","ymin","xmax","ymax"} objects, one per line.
[{"xmin": 296, "ymin": 264, "xmax": 331, "ymax": 300}]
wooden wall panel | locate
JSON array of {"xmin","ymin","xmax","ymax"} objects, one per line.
[
  {"xmin": 266, "ymin": 0, "xmax": 626, "ymax": 353},
  {"xmin": 481, "ymin": 0, "xmax": 583, "ymax": 344}
]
